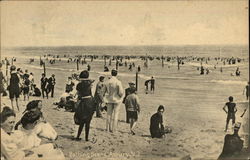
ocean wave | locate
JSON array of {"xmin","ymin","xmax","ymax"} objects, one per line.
[
  {"xmin": 23, "ymin": 64, "xmax": 76, "ymax": 72},
  {"xmin": 187, "ymin": 62, "xmax": 247, "ymax": 68},
  {"xmin": 210, "ymin": 80, "xmax": 247, "ymax": 85}
]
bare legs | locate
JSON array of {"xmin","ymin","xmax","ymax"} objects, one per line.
[
  {"xmin": 106, "ymin": 103, "xmax": 120, "ymax": 133},
  {"xmin": 130, "ymin": 118, "xmax": 137, "ymax": 135}
]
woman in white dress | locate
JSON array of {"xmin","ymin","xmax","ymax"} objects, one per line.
[{"xmin": 1, "ymin": 106, "xmax": 34, "ymax": 160}]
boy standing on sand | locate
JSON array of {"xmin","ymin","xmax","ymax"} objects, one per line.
[
  {"xmin": 223, "ymin": 96, "xmax": 237, "ymax": 132},
  {"xmin": 123, "ymin": 82, "xmax": 136, "ymax": 123},
  {"xmin": 125, "ymin": 87, "xmax": 140, "ymax": 135}
]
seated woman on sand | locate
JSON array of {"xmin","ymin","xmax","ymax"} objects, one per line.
[
  {"xmin": 12, "ymin": 110, "xmax": 65, "ymax": 160},
  {"xmin": 15, "ymin": 100, "xmax": 57, "ymax": 140},
  {"xmin": 150, "ymin": 105, "xmax": 171, "ymax": 138},
  {"xmin": 1, "ymin": 106, "xmax": 34, "ymax": 160},
  {"xmin": 54, "ymin": 79, "xmax": 78, "ymax": 112}
]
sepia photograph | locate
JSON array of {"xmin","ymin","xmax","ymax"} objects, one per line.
[{"xmin": 0, "ymin": 1, "xmax": 249, "ymax": 160}]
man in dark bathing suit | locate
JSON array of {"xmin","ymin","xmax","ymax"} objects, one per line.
[{"xmin": 223, "ymin": 96, "xmax": 237, "ymax": 132}]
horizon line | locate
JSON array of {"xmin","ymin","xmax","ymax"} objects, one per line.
[{"xmin": 2, "ymin": 44, "xmax": 249, "ymax": 49}]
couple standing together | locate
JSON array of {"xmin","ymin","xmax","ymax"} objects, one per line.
[{"xmin": 74, "ymin": 69, "xmax": 125, "ymax": 141}]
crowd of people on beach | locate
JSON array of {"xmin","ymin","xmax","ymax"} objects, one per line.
[{"xmin": 0, "ymin": 53, "xmax": 249, "ymax": 160}]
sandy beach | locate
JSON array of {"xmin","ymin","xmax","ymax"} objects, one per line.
[{"xmin": 1, "ymin": 46, "xmax": 249, "ymax": 160}]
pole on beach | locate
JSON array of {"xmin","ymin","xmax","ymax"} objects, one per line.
[
  {"xmin": 116, "ymin": 59, "xmax": 118, "ymax": 70},
  {"xmin": 5, "ymin": 59, "xmax": 8, "ymax": 77},
  {"xmin": 77, "ymin": 59, "xmax": 79, "ymax": 71},
  {"xmin": 43, "ymin": 62, "xmax": 46, "ymax": 76},
  {"xmin": 177, "ymin": 56, "xmax": 180, "ymax": 70},
  {"xmin": 5, "ymin": 59, "xmax": 8, "ymax": 85},
  {"xmin": 104, "ymin": 56, "xmax": 107, "ymax": 66},
  {"xmin": 162, "ymin": 56, "xmax": 164, "ymax": 67},
  {"xmin": 136, "ymin": 71, "xmax": 138, "ymax": 91}
]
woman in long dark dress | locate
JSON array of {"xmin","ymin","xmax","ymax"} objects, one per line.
[{"xmin": 74, "ymin": 70, "xmax": 95, "ymax": 141}]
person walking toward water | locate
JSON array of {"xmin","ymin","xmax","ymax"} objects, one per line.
[
  {"xmin": 125, "ymin": 87, "xmax": 140, "ymax": 135},
  {"xmin": 243, "ymin": 82, "xmax": 249, "ymax": 100},
  {"xmin": 104, "ymin": 69, "xmax": 124, "ymax": 133},
  {"xmin": 223, "ymin": 96, "xmax": 237, "ymax": 132},
  {"xmin": 9, "ymin": 65, "xmax": 20, "ymax": 111},
  {"xmin": 40, "ymin": 73, "xmax": 48, "ymax": 99},
  {"xmin": 123, "ymin": 82, "xmax": 136, "ymax": 123},
  {"xmin": 200, "ymin": 66, "xmax": 204, "ymax": 75},
  {"xmin": 87, "ymin": 64, "xmax": 91, "ymax": 71},
  {"xmin": 137, "ymin": 65, "xmax": 141, "ymax": 72},
  {"xmin": 94, "ymin": 76, "xmax": 106, "ymax": 118},
  {"xmin": 47, "ymin": 74, "xmax": 56, "ymax": 98},
  {"xmin": 235, "ymin": 67, "xmax": 240, "ymax": 76},
  {"xmin": 150, "ymin": 77, "xmax": 155, "ymax": 93},
  {"xmin": 144, "ymin": 79, "xmax": 150, "ymax": 94},
  {"xmin": 74, "ymin": 70, "xmax": 95, "ymax": 141}
]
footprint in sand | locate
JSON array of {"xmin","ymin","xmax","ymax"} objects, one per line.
[
  {"xmin": 91, "ymin": 138, "xmax": 97, "ymax": 144},
  {"xmin": 84, "ymin": 146, "xmax": 92, "ymax": 150},
  {"xmin": 178, "ymin": 144, "xmax": 184, "ymax": 148}
]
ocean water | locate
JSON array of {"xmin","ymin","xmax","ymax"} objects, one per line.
[
  {"xmin": 2, "ymin": 45, "xmax": 248, "ymax": 111},
  {"xmin": 3, "ymin": 44, "xmax": 249, "ymax": 57},
  {"xmin": 1, "ymin": 45, "xmax": 249, "ymax": 158}
]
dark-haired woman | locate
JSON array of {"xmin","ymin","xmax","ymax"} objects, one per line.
[
  {"xmin": 15, "ymin": 100, "xmax": 57, "ymax": 140},
  {"xmin": 74, "ymin": 70, "xmax": 95, "ymax": 141},
  {"xmin": 1, "ymin": 106, "xmax": 34, "ymax": 160},
  {"xmin": 12, "ymin": 111, "xmax": 65, "ymax": 160}
]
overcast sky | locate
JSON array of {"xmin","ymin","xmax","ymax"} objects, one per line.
[{"xmin": 1, "ymin": 1, "xmax": 248, "ymax": 47}]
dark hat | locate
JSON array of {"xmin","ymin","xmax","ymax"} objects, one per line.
[
  {"xmin": 79, "ymin": 70, "xmax": 89, "ymax": 78},
  {"xmin": 111, "ymin": 69, "xmax": 118, "ymax": 76},
  {"xmin": 99, "ymin": 76, "xmax": 105, "ymax": 81},
  {"xmin": 158, "ymin": 105, "xmax": 165, "ymax": 112},
  {"xmin": 23, "ymin": 100, "xmax": 41, "ymax": 114},
  {"xmin": 10, "ymin": 65, "xmax": 16, "ymax": 71},
  {"xmin": 21, "ymin": 111, "xmax": 41, "ymax": 127}
]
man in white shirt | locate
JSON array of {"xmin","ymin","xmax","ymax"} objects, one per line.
[{"xmin": 104, "ymin": 69, "xmax": 124, "ymax": 133}]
